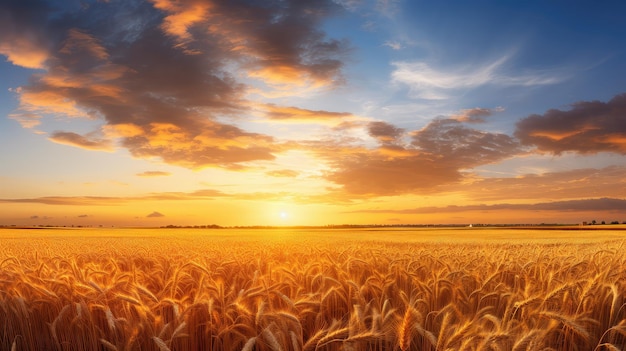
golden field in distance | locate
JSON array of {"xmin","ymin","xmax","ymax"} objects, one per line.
[{"xmin": 1, "ymin": 227, "xmax": 626, "ymax": 350}]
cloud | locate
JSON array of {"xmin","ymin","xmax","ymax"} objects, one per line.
[
  {"xmin": 411, "ymin": 118, "xmax": 520, "ymax": 168},
  {"xmin": 459, "ymin": 166, "xmax": 626, "ymax": 202},
  {"xmin": 150, "ymin": 0, "xmax": 348, "ymax": 88},
  {"xmin": 266, "ymin": 169, "xmax": 300, "ymax": 178},
  {"xmin": 313, "ymin": 118, "xmax": 521, "ymax": 196},
  {"xmin": 147, "ymin": 211, "xmax": 164, "ymax": 218},
  {"xmin": 77, "ymin": 214, "xmax": 89, "ymax": 218},
  {"xmin": 450, "ymin": 107, "xmax": 504, "ymax": 123},
  {"xmin": 3, "ymin": 0, "xmax": 350, "ymax": 169},
  {"xmin": 515, "ymin": 93, "xmax": 626, "ymax": 155},
  {"xmin": 324, "ymin": 152, "xmax": 461, "ymax": 195},
  {"xmin": 150, "ymin": 0, "xmax": 210, "ymax": 45},
  {"xmin": 346, "ymin": 198, "xmax": 626, "ymax": 214},
  {"xmin": 262, "ymin": 104, "xmax": 354, "ymax": 124},
  {"xmin": 4, "ymin": 196, "xmax": 128, "ymax": 206},
  {"xmin": 368, "ymin": 121, "xmax": 405, "ymax": 144},
  {"xmin": 383, "ymin": 41, "xmax": 402, "ymax": 50},
  {"xmin": 136, "ymin": 171, "xmax": 172, "ymax": 177},
  {"xmin": 60, "ymin": 28, "xmax": 109, "ymax": 60},
  {"xmin": 49, "ymin": 131, "xmax": 114, "ymax": 152},
  {"xmin": 0, "ymin": 0, "xmax": 51, "ymax": 69},
  {"xmin": 0, "ymin": 189, "xmax": 227, "ymax": 206},
  {"xmin": 30, "ymin": 215, "xmax": 39, "ymax": 219},
  {"xmin": 392, "ymin": 55, "xmax": 563, "ymax": 100}
]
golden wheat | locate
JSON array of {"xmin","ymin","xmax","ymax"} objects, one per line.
[{"xmin": 0, "ymin": 227, "xmax": 625, "ymax": 350}]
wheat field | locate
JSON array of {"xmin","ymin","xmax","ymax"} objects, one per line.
[{"xmin": 1, "ymin": 227, "xmax": 625, "ymax": 350}]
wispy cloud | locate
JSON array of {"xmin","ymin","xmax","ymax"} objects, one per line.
[
  {"xmin": 136, "ymin": 171, "xmax": 172, "ymax": 177},
  {"xmin": 266, "ymin": 169, "xmax": 300, "ymax": 178},
  {"xmin": 383, "ymin": 41, "xmax": 402, "ymax": 50},
  {"xmin": 346, "ymin": 198, "xmax": 626, "ymax": 214},
  {"xmin": 261, "ymin": 104, "xmax": 355, "ymax": 124},
  {"xmin": 49, "ymin": 131, "xmax": 114, "ymax": 152},
  {"xmin": 0, "ymin": 189, "xmax": 227, "ymax": 206},
  {"xmin": 391, "ymin": 55, "xmax": 564, "ymax": 100}
]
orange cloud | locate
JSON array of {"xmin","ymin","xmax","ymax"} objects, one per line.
[
  {"xmin": 376, "ymin": 145, "xmax": 415, "ymax": 158},
  {"xmin": 16, "ymin": 90, "xmax": 86, "ymax": 122},
  {"xmin": 324, "ymin": 152, "xmax": 460, "ymax": 195},
  {"xmin": 0, "ymin": 40, "xmax": 48, "ymax": 69},
  {"xmin": 48, "ymin": 132, "xmax": 114, "ymax": 152},
  {"xmin": 150, "ymin": 0, "xmax": 211, "ymax": 44},
  {"xmin": 8, "ymin": 111, "xmax": 42, "ymax": 129},
  {"xmin": 103, "ymin": 124, "xmax": 144, "ymax": 138},
  {"xmin": 136, "ymin": 171, "xmax": 172, "ymax": 177},
  {"xmin": 266, "ymin": 169, "xmax": 300, "ymax": 178},
  {"xmin": 262, "ymin": 103, "xmax": 354, "ymax": 124},
  {"xmin": 9, "ymin": 28, "xmax": 130, "ymax": 129},
  {"xmin": 113, "ymin": 122, "xmax": 278, "ymax": 168},
  {"xmin": 0, "ymin": 2, "xmax": 50, "ymax": 69}
]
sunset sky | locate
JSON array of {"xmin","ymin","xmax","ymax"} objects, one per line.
[{"xmin": 1, "ymin": 0, "xmax": 626, "ymax": 227}]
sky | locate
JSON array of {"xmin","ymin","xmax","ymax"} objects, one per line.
[{"xmin": 1, "ymin": 0, "xmax": 626, "ymax": 227}]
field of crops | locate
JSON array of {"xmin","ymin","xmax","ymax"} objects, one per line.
[{"xmin": 1, "ymin": 227, "xmax": 625, "ymax": 350}]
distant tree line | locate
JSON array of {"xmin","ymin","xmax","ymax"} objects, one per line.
[{"xmin": 584, "ymin": 220, "xmax": 626, "ymax": 225}]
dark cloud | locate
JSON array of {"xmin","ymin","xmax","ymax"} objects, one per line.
[
  {"xmin": 174, "ymin": 0, "xmax": 349, "ymax": 87},
  {"xmin": 77, "ymin": 214, "xmax": 89, "ymax": 218},
  {"xmin": 0, "ymin": 0, "xmax": 52, "ymax": 69},
  {"xmin": 146, "ymin": 211, "xmax": 164, "ymax": 218},
  {"xmin": 368, "ymin": 121, "xmax": 404, "ymax": 143},
  {"xmin": 348, "ymin": 198, "xmax": 626, "ymax": 214},
  {"xmin": 412, "ymin": 118, "xmax": 520, "ymax": 168},
  {"xmin": 515, "ymin": 93, "xmax": 626, "ymax": 155},
  {"xmin": 3, "ymin": 0, "xmax": 350, "ymax": 168}
]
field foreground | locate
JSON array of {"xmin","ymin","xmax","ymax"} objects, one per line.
[{"xmin": 1, "ymin": 227, "xmax": 626, "ymax": 350}]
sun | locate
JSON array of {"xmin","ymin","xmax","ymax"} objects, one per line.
[{"xmin": 280, "ymin": 211, "xmax": 288, "ymax": 220}]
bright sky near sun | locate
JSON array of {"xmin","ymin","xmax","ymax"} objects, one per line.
[{"xmin": 1, "ymin": 0, "xmax": 626, "ymax": 227}]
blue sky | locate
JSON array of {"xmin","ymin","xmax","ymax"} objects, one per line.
[{"xmin": 1, "ymin": 0, "xmax": 626, "ymax": 226}]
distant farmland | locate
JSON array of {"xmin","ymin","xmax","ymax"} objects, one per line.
[{"xmin": 1, "ymin": 227, "xmax": 625, "ymax": 350}]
